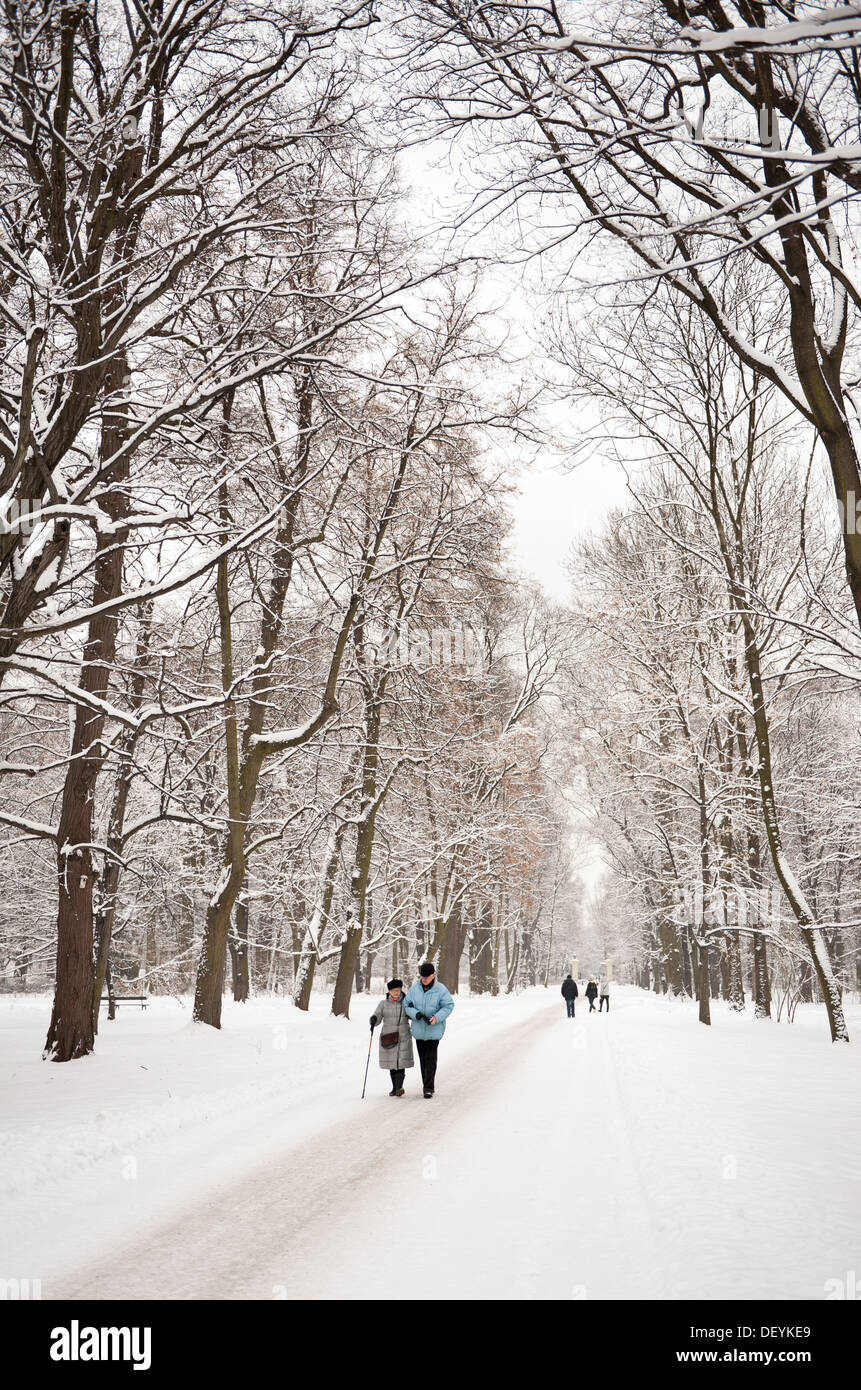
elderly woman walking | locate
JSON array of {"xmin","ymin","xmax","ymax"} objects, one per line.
[{"xmin": 369, "ymin": 978, "xmax": 414, "ymax": 1096}]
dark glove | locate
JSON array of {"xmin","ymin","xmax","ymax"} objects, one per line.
[
  {"xmin": 369, "ymin": 1015, "xmax": 377, "ymax": 1028},
  {"xmin": 414, "ymin": 1012, "xmax": 426, "ymax": 1023}
]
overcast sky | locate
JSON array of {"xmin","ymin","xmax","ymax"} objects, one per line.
[
  {"xmin": 397, "ymin": 130, "xmax": 634, "ymax": 604},
  {"xmin": 506, "ymin": 452, "xmax": 631, "ymax": 601}
]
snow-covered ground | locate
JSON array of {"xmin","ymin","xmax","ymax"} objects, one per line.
[{"xmin": 1, "ymin": 986, "xmax": 859, "ymax": 1300}]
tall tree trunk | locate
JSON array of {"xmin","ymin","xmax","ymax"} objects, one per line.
[
  {"xmin": 725, "ymin": 933, "xmax": 745, "ymax": 1011},
  {"xmin": 105, "ymin": 960, "xmax": 116, "ymax": 1022},
  {"xmin": 45, "ymin": 351, "xmax": 130, "ymax": 1061},
  {"xmin": 696, "ymin": 938, "xmax": 711, "ymax": 1026},
  {"xmin": 92, "ymin": 602, "xmax": 153, "ymax": 1032},
  {"xmin": 293, "ymin": 759, "xmax": 358, "ymax": 1010},
  {"xmin": 193, "ymin": 440, "xmax": 245, "ymax": 1027},
  {"xmin": 470, "ymin": 904, "xmax": 496, "ymax": 995},
  {"xmin": 659, "ymin": 920, "xmax": 684, "ymax": 995},
  {"xmin": 437, "ymin": 900, "xmax": 466, "ymax": 993},
  {"xmin": 707, "ymin": 385, "xmax": 849, "ymax": 1041},
  {"xmin": 696, "ymin": 767, "xmax": 711, "ymax": 1026},
  {"xmin": 228, "ymin": 899, "xmax": 250, "ymax": 1002},
  {"xmin": 752, "ymin": 931, "xmax": 771, "ymax": 1021},
  {"xmin": 739, "ymin": 733, "xmax": 771, "ymax": 1021},
  {"xmin": 739, "ymin": 611, "xmax": 848, "ymax": 1041},
  {"xmin": 331, "ymin": 673, "xmax": 383, "ymax": 1019},
  {"xmin": 680, "ymin": 925, "xmax": 693, "ymax": 995}
]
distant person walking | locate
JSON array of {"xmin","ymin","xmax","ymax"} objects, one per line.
[
  {"xmin": 561, "ymin": 974, "xmax": 579, "ymax": 1018},
  {"xmin": 585, "ymin": 977, "xmax": 599, "ymax": 1012},
  {"xmin": 369, "ymin": 979, "xmax": 414, "ymax": 1096},
  {"xmin": 599, "ymin": 978, "xmax": 610, "ymax": 1012},
  {"xmin": 405, "ymin": 963, "xmax": 454, "ymax": 1098}
]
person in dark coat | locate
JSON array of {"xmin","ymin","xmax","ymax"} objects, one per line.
[
  {"xmin": 561, "ymin": 974, "xmax": 579, "ymax": 1018},
  {"xmin": 585, "ymin": 977, "xmax": 599, "ymax": 1012},
  {"xmin": 369, "ymin": 979, "xmax": 414, "ymax": 1096}
]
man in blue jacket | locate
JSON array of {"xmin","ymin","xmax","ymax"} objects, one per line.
[{"xmin": 404, "ymin": 962, "xmax": 454, "ymax": 1099}]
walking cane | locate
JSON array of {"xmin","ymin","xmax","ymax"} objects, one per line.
[{"xmin": 361, "ymin": 1020, "xmax": 376, "ymax": 1099}]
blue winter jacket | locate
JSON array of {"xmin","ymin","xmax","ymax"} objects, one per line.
[{"xmin": 404, "ymin": 978, "xmax": 454, "ymax": 1040}]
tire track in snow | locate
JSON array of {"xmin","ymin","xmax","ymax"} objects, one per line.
[{"xmin": 586, "ymin": 1011, "xmax": 670, "ymax": 1298}]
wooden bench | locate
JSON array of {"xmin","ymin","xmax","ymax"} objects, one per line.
[{"xmin": 99, "ymin": 995, "xmax": 148, "ymax": 1010}]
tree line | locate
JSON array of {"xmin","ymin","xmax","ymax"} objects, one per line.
[{"xmin": 2, "ymin": 1, "xmax": 860, "ymax": 1055}]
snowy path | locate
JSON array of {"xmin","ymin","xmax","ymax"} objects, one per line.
[
  {"xmin": 4, "ymin": 987, "xmax": 860, "ymax": 1300},
  {"xmin": 56, "ymin": 999, "xmax": 665, "ymax": 1300}
]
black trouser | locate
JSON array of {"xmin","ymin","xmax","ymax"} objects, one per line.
[
  {"xmin": 415, "ymin": 1039, "xmax": 439, "ymax": 1091},
  {"xmin": 389, "ymin": 1068, "xmax": 405, "ymax": 1091},
  {"xmin": 565, "ymin": 998, "xmax": 576, "ymax": 1017},
  {"xmin": 599, "ymin": 996, "xmax": 609, "ymax": 1011}
]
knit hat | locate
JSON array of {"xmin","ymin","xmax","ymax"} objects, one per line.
[
  {"xmin": 418, "ymin": 962, "xmax": 435, "ymax": 977},
  {"xmin": 387, "ymin": 978, "xmax": 404, "ymax": 991}
]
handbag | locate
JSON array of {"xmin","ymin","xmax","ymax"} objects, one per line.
[{"xmin": 380, "ymin": 1001, "xmax": 402, "ymax": 1050}]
